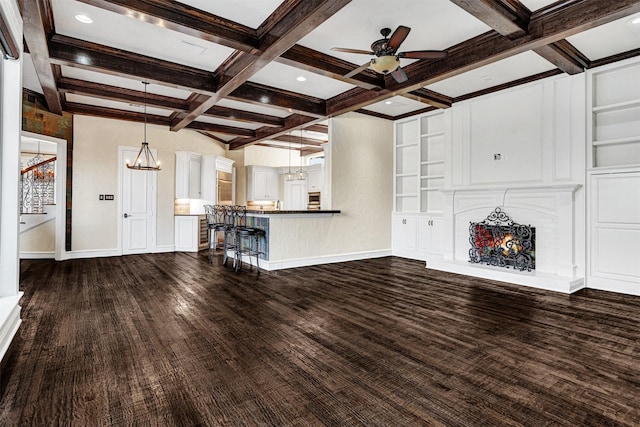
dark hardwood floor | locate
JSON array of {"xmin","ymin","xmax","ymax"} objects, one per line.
[{"xmin": 1, "ymin": 253, "xmax": 639, "ymax": 426}]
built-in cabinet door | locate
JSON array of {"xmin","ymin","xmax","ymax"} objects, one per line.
[
  {"xmin": 418, "ymin": 214, "xmax": 443, "ymax": 258},
  {"xmin": 265, "ymin": 171, "xmax": 279, "ymax": 199},
  {"xmin": 392, "ymin": 213, "xmax": 418, "ymax": 258},
  {"xmin": 284, "ymin": 180, "xmax": 306, "ymax": 210},
  {"xmin": 253, "ymin": 170, "xmax": 268, "ymax": 199},
  {"xmin": 248, "ymin": 167, "xmax": 280, "ymax": 200},
  {"xmin": 188, "ymin": 155, "xmax": 201, "ymax": 199},
  {"xmin": 307, "ymin": 167, "xmax": 322, "ymax": 192},
  {"xmin": 174, "ymin": 215, "xmax": 199, "ymax": 252},
  {"xmin": 175, "ymin": 151, "xmax": 202, "ymax": 199},
  {"xmin": 588, "ymin": 172, "xmax": 640, "ymax": 295}
]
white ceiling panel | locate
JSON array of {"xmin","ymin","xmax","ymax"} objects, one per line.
[
  {"xmin": 61, "ymin": 66, "xmax": 192, "ymax": 99},
  {"xmin": 249, "ymin": 61, "xmax": 355, "ymax": 99},
  {"xmin": 567, "ymin": 14, "xmax": 640, "ymax": 61},
  {"xmin": 22, "ymin": 54, "xmax": 42, "ymax": 94},
  {"xmin": 519, "ymin": 0, "xmax": 559, "ymax": 12},
  {"xmin": 66, "ymin": 93, "xmax": 171, "ymax": 117},
  {"xmin": 362, "ymin": 95, "xmax": 429, "ymax": 116},
  {"xmin": 175, "ymin": 0, "xmax": 284, "ymax": 29},
  {"xmin": 299, "ymin": 0, "xmax": 490, "ymax": 68},
  {"xmin": 52, "ymin": 0, "xmax": 234, "ymax": 72},
  {"xmin": 216, "ymin": 99, "xmax": 291, "ymax": 118},
  {"xmin": 425, "ymin": 51, "xmax": 556, "ymax": 98}
]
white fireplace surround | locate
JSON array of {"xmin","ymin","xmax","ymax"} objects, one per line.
[{"xmin": 428, "ymin": 183, "xmax": 584, "ymax": 293}]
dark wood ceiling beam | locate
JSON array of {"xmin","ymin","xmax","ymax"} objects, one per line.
[
  {"xmin": 278, "ymin": 44, "xmax": 384, "ymax": 90},
  {"xmin": 449, "ymin": 0, "xmax": 530, "ymax": 38},
  {"xmin": 300, "ymin": 147, "xmax": 324, "ymax": 156},
  {"xmin": 76, "ymin": 0, "xmax": 258, "ymax": 52},
  {"xmin": 532, "ymin": 40, "xmax": 589, "ymax": 74},
  {"xmin": 229, "ymin": 114, "xmax": 320, "ymax": 150},
  {"xmin": 170, "ymin": 0, "xmax": 352, "ymax": 131},
  {"xmin": 21, "ymin": 0, "xmax": 62, "ymax": 114},
  {"xmin": 57, "ymin": 77, "xmax": 190, "ymax": 110},
  {"xmin": 228, "ymin": 81, "xmax": 326, "ymax": 118},
  {"xmin": 355, "ymin": 109, "xmax": 394, "ymax": 121},
  {"xmin": 304, "ymin": 124, "xmax": 328, "ymax": 133},
  {"xmin": 205, "ymin": 105, "xmax": 284, "ymax": 127},
  {"xmin": 63, "ymin": 101, "xmax": 170, "ymax": 126},
  {"xmin": 272, "ymin": 135, "xmax": 326, "ymax": 146},
  {"xmin": 184, "ymin": 121, "xmax": 256, "ymax": 137},
  {"xmin": 384, "ymin": 0, "xmax": 640, "ymax": 95},
  {"xmin": 404, "ymin": 88, "xmax": 452, "ymax": 109},
  {"xmin": 48, "ymin": 34, "xmax": 218, "ymax": 94},
  {"xmin": 327, "ymin": 87, "xmax": 393, "ymax": 117},
  {"xmin": 197, "ymin": 131, "xmax": 229, "ymax": 146}
]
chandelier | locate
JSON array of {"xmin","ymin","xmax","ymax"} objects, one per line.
[{"xmin": 126, "ymin": 82, "xmax": 161, "ymax": 171}]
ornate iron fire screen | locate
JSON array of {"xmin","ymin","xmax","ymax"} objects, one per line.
[{"xmin": 469, "ymin": 208, "xmax": 535, "ymax": 271}]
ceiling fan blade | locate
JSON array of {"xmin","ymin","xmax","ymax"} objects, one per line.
[
  {"xmin": 390, "ymin": 67, "xmax": 408, "ymax": 83},
  {"xmin": 344, "ymin": 61, "xmax": 372, "ymax": 79},
  {"xmin": 387, "ymin": 25, "xmax": 411, "ymax": 53},
  {"xmin": 398, "ymin": 50, "xmax": 448, "ymax": 59},
  {"xmin": 331, "ymin": 47, "xmax": 374, "ymax": 55}
]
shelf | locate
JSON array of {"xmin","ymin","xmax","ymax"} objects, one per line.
[
  {"xmin": 396, "ymin": 142, "xmax": 419, "ymax": 148},
  {"xmin": 420, "ymin": 187, "xmax": 442, "ymax": 191},
  {"xmin": 593, "ymin": 136, "xmax": 640, "ymax": 146},
  {"xmin": 395, "ymin": 173, "xmax": 418, "ymax": 177},
  {"xmin": 592, "ymin": 98, "xmax": 640, "ymax": 113},
  {"xmin": 396, "ymin": 193, "xmax": 418, "ymax": 197},
  {"xmin": 420, "ymin": 131, "xmax": 445, "ymax": 138},
  {"xmin": 420, "ymin": 160, "xmax": 444, "ymax": 166},
  {"xmin": 421, "ymin": 174, "xmax": 444, "ymax": 179}
]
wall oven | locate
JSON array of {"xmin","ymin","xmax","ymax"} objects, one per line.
[{"xmin": 307, "ymin": 191, "xmax": 321, "ymax": 210}]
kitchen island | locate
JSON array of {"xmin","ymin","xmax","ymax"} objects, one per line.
[{"xmin": 243, "ymin": 210, "xmax": 342, "ymax": 270}]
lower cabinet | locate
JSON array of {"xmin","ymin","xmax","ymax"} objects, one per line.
[
  {"xmin": 175, "ymin": 215, "xmax": 207, "ymax": 252},
  {"xmin": 392, "ymin": 212, "xmax": 443, "ymax": 261},
  {"xmin": 392, "ymin": 213, "xmax": 418, "ymax": 259}
]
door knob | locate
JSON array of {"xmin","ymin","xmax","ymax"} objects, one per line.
[{"xmin": 124, "ymin": 213, "xmax": 129, "ymax": 218}]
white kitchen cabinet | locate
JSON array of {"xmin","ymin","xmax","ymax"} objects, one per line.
[
  {"xmin": 306, "ymin": 164, "xmax": 323, "ymax": 192},
  {"xmin": 418, "ymin": 214, "xmax": 443, "ymax": 260},
  {"xmin": 201, "ymin": 155, "xmax": 235, "ymax": 203},
  {"xmin": 175, "ymin": 151, "xmax": 202, "ymax": 199},
  {"xmin": 174, "ymin": 215, "xmax": 207, "ymax": 252},
  {"xmin": 284, "ymin": 179, "xmax": 307, "ymax": 210},
  {"xmin": 247, "ymin": 165, "xmax": 280, "ymax": 200},
  {"xmin": 392, "ymin": 213, "xmax": 418, "ymax": 259}
]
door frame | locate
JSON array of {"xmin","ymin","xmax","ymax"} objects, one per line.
[
  {"xmin": 20, "ymin": 131, "xmax": 67, "ymax": 261},
  {"xmin": 118, "ymin": 145, "xmax": 158, "ymax": 255}
]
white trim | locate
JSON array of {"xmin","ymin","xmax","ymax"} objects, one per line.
[
  {"xmin": 427, "ymin": 259, "xmax": 585, "ymax": 294},
  {"xmin": 153, "ymin": 245, "xmax": 176, "ymax": 253},
  {"xmin": 249, "ymin": 249, "xmax": 392, "ymax": 271},
  {"xmin": 0, "ymin": 293, "xmax": 23, "ymax": 362},
  {"xmin": 64, "ymin": 248, "xmax": 121, "ymax": 259},
  {"xmin": 19, "ymin": 251, "xmax": 54, "ymax": 259}
]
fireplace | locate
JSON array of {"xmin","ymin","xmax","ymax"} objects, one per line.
[{"xmin": 469, "ymin": 208, "xmax": 535, "ymax": 272}]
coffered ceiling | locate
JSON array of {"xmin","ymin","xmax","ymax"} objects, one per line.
[{"xmin": 18, "ymin": 0, "xmax": 640, "ymax": 154}]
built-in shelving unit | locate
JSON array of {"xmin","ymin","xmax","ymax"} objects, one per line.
[{"xmin": 588, "ymin": 59, "xmax": 640, "ymax": 169}]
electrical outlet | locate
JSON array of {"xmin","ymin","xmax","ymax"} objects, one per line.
[
  {"xmin": 105, "ymin": 194, "xmax": 114, "ymax": 201},
  {"xmin": 99, "ymin": 194, "xmax": 104, "ymax": 200}
]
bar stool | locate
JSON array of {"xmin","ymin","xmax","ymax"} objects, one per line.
[
  {"xmin": 204, "ymin": 204, "xmax": 227, "ymax": 262},
  {"xmin": 233, "ymin": 205, "xmax": 265, "ymax": 275}
]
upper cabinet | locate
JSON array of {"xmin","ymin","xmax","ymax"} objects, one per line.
[
  {"xmin": 588, "ymin": 58, "xmax": 640, "ymax": 170},
  {"xmin": 175, "ymin": 151, "xmax": 202, "ymax": 199},
  {"xmin": 247, "ymin": 165, "xmax": 280, "ymax": 201},
  {"xmin": 306, "ymin": 164, "xmax": 323, "ymax": 192},
  {"xmin": 394, "ymin": 110, "xmax": 448, "ymax": 213}
]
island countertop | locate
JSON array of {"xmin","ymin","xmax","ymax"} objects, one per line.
[{"xmin": 246, "ymin": 209, "xmax": 341, "ymax": 215}]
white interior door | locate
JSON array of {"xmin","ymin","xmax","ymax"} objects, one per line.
[{"xmin": 121, "ymin": 147, "xmax": 157, "ymax": 255}]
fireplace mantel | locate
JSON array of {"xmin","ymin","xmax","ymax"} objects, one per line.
[{"xmin": 429, "ymin": 183, "xmax": 584, "ymax": 293}]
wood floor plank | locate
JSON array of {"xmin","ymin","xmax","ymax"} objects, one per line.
[{"xmin": 1, "ymin": 253, "xmax": 639, "ymax": 426}]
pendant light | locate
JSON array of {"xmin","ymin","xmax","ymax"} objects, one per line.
[
  {"xmin": 294, "ymin": 130, "xmax": 307, "ymax": 180},
  {"xmin": 285, "ymin": 131, "xmax": 296, "ymax": 181},
  {"xmin": 126, "ymin": 82, "xmax": 161, "ymax": 171}
]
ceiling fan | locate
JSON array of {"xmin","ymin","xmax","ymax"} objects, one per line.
[{"xmin": 331, "ymin": 26, "xmax": 447, "ymax": 83}]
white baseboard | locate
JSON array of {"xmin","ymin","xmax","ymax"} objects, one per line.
[
  {"xmin": 256, "ymin": 249, "xmax": 392, "ymax": 271},
  {"xmin": 0, "ymin": 293, "xmax": 23, "ymax": 363},
  {"xmin": 427, "ymin": 259, "xmax": 585, "ymax": 294},
  {"xmin": 63, "ymin": 248, "xmax": 121, "ymax": 260},
  {"xmin": 154, "ymin": 245, "xmax": 175, "ymax": 254},
  {"xmin": 20, "ymin": 251, "xmax": 55, "ymax": 259}
]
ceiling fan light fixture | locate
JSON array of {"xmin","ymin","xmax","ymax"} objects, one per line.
[{"xmin": 370, "ymin": 55, "xmax": 400, "ymax": 74}]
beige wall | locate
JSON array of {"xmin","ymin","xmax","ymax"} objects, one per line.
[
  {"xmin": 269, "ymin": 112, "xmax": 393, "ymax": 260},
  {"xmin": 72, "ymin": 115, "xmax": 226, "ymax": 251}
]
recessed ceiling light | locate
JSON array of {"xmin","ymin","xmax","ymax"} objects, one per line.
[
  {"xmin": 384, "ymin": 100, "xmax": 393, "ymax": 105},
  {"xmin": 480, "ymin": 75, "xmax": 494, "ymax": 82},
  {"xmin": 296, "ymin": 76, "xmax": 307, "ymax": 82},
  {"xmin": 75, "ymin": 14, "xmax": 93, "ymax": 24},
  {"xmin": 631, "ymin": 16, "xmax": 640, "ymax": 25}
]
